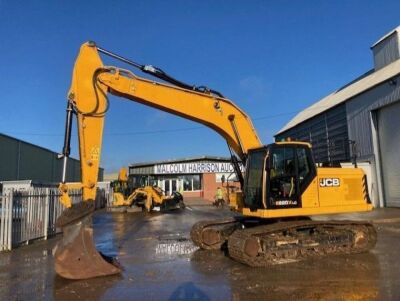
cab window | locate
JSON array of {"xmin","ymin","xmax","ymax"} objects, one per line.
[
  {"xmin": 297, "ymin": 147, "xmax": 310, "ymax": 188},
  {"xmin": 244, "ymin": 150, "xmax": 266, "ymax": 208},
  {"xmin": 267, "ymin": 145, "xmax": 315, "ymax": 208},
  {"xmin": 269, "ymin": 147, "xmax": 297, "ymax": 199}
]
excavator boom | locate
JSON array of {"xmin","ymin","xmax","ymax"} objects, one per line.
[{"xmin": 59, "ymin": 42, "xmax": 261, "ymax": 209}]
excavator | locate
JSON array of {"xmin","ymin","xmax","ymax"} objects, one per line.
[
  {"xmin": 111, "ymin": 167, "xmax": 184, "ymax": 212},
  {"xmin": 54, "ymin": 42, "xmax": 376, "ymax": 280}
]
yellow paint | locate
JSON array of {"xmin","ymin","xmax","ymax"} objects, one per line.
[
  {"xmin": 275, "ymin": 141, "xmax": 312, "ymax": 148},
  {"xmin": 63, "ymin": 43, "xmax": 106, "ymax": 203},
  {"xmin": 60, "ymin": 42, "xmax": 373, "ymax": 223},
  {"xmin": 118, "ymin": 167, "xmax": 128, "ymax": 182},
  {"xmin": 238, "ymin": 167, "xmax": 373, "ymax": 218},
  {"xmin": 97, "ymin": 70, "xmax": 262, "ymax": 157},
  {"xmin": 58, "ymin": 182, "xmax": 83, "ymax": 208},
  {"xmin": 228, "ymin": 191, "xmax": 244, "ymax": 210},
  {"xmin": 112, "ymin": 186, "xmax": 175, "ymax": 212},
  {"xmin": 90, "ymin": 146, "xmax": 100, "ymax": 161},
  {"xmin": 61, "ymin": 42, "xmax": 261, "ymax": 207},
  {"xmin": 300, "ymin": 178, "xmax": 319, "ymax": 208},
  {"xmin": 242, "ymin": 203, "xmax": 373, "ymax": 218},
  {"xmin": 317, "ymin": 168, "xmax": 367, "ymax": 206}
]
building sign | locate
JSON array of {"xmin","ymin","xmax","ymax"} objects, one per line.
[{"xmin": 154, "ymin": 162, "xmax": 244, "ymax": 174}]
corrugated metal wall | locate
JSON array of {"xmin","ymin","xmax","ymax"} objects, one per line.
[
  {"xmin": 275, "ymin": 104, "xmax": 350, "ymax": 164},
  {"xmin": 346, "ymin": 75, "xmax": 400, "ymax": 207},
  {"xmin": 346, "ymin": 74, "xmax": 400, "ymax": 161},
  {"xmin": 0, "ymin": 135, "xmax": 19, "ymax": 179},
  {"xmin": 0, "ymin": 134, "xmax": 103, "ymax": 182},
  {"xmin": 129, "ymin": 165, "xmax": 154, "ymax": 175},
  {"xmin": 377, "ymin": 101, "xmax": 400, "ymax": 207},
  {"xmin": 372, "ymin": 32, "xmax": 400, "ymax": 70}
]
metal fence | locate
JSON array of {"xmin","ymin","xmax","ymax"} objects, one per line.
[
  {"xmin": 106, "ymin": 189, "xmax": 114, "ymax": 209},
  {"xmin": 0, "ymin": 193, "xmax": 12, "ymax": 251},
  {"xmin": 0, "ymin": 187, "xmax": 110, "ymax": 251}
]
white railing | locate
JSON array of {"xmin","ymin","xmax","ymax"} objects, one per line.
[
  {"xmin": 0, "ymin": 193, "xmax": 12, "ymax": 251},
  {"xmin": 107, "ymin": 189, "xmax": 114, "ymax": 209},
  {"xmin": 0, "ymin": 187, "xmax": 109, "ymax": 251}
]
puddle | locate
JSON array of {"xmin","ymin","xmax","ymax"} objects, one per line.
[{"xmin": 155, "ymin": 237, "xmax": 199, "ymax": 257}]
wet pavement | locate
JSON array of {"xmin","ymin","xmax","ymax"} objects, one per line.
[{"xmin": 0, "ymin": 202, "xmax": 400, "ymax": 301}]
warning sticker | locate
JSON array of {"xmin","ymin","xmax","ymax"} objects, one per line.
[{"xmin": 90, "ymin": 146, "xmax": 100, "ymax": 161}]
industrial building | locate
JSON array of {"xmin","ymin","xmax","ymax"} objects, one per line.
[
  {"xmin": 129, "ymin": 156, "xmax": 242, "ymax": 201},
  {"xmin": 275, "ymin": 26, "xmax": 400, "ymax": 208},
  {"xmin": 0, "ymin": 133, "xmax": 103, "ymax": 184}
]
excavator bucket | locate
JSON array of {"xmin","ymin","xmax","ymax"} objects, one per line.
[{"xmin": 54, "ymin": 203, "xmax": 121, "ymax": 280}]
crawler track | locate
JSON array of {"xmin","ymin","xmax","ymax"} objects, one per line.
[
  {"xmin": 190, "ymin": 218, "xmax": 242, "ymax": 249},
  {"xmin": 227, "ymin": 220, "xmax": 377, "ymax": 267}
]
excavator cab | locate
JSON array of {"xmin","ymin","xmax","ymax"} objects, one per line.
[
  {"xmin": 242, "ymin": 140, "xmax": 372, "ymax": 217},
  {"xmin": 243, "ymin": 142, "xmax": 316, "ymax": 211},
  {"xmin": 111, "ymin": 180, "xmax": 130, "ymax": 197},
  {"xmin": 111, "ymin": 168, "xmax": 134, "ymax": 199}
]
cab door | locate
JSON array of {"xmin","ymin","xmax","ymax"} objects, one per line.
[
  {"xmin": 267, "ymin": 146, "xmax": 300, "ymax": 208},
  {"xmin": 243, "ymin": 148, "xmax": 268, "ymax": 210},
  {"xmin": 266, "ymin": 144, "xmax": 316, "ymax": 209}
]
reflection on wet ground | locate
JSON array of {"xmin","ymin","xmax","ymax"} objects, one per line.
[
  {"xmin": 0, "ymin": 205, "xmax": 399, "ymax": 300},
  {"xmin": 155, "ymin": 236, "xmax": 199, "ymax": 258},
  {"xmin": 191, "ymin": 249, "xmax": 382, "ymax": 301},
  {"xmin": 0, "ymin": 239, "xmax": 56, "ymax": 300},
  {"xmin": 53, "ymin": 274, "xmax": 122, "ymax": 301}
]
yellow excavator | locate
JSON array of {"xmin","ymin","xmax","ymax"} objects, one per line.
[
  {"xmin": 110, "ymin": 167, "xmax": 132, "ymax": 207},
  {"xmin": 54, "ymin": 42, "xmax": 376, "ymax": 279},
  {"xmin": 111, "ymin": 167, "xmax": 184, "ymax": 212}
]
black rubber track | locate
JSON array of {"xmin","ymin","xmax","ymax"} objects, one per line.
[{"xmin": 227, "ymin": 220, "xmax": 377, "ymax": 267}]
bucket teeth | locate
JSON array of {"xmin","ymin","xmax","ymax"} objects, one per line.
[{"xmin": 54, "ymin": 212, "xmax": 121, "ymax": 280}]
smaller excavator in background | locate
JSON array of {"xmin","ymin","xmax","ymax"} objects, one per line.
[{"xmin": 111, "ymin": 167, "xmax": 184, "ymax": 212}]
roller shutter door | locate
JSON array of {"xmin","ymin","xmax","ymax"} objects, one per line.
[{"xmin": 377, "ymin": 101, "xmax": 400, "ymax": 207}]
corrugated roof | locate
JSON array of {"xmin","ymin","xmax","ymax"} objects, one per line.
[
  {"xmin": 276, "ymin": 58, "xmax": 400, "ymax": 135},
  {"xmin": 371, "ymin": 26, "xmax": 400, "ymax": 48},
  {"xmin": 129, "ymin": 155, "xmax": 231, "ymax": 168}
]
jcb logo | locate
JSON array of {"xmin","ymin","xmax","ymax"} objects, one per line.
[{"xmin": 319, "ymin": 178, "xmax": 340, "ymax": 187}]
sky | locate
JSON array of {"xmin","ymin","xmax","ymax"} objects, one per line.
[{"xmin": 0, "ymin": 0, "xmax": 399, "ymax": 173}]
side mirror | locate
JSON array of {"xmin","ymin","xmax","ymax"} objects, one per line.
[{"xmin": 221, "ymin": 175, "xmax": 226, "ymax": 184}]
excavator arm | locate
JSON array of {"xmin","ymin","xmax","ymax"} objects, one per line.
[{"xmin": 55, "ymin": 42, "xmax": 262, "ymax": 279}]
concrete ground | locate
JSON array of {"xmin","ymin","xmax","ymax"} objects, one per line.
[{"xmin": 0, "ymin": 199, "xmax": 400, "ymax": 301}]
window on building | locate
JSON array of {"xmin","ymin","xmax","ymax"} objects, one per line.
[
  {"xmin": 183, "ymin": 178, "xmax": 191, "ymax": 191},
  {"xmin": 179, "ymin": 175, "xmax": 201, "ymax": 191},
  {"xmin": 192, "ymin": 175, "xmax": 201, "ymax": 190},
  {"xmin": 153, "ymin": 175, "xmax": 202, "ymax": 192},
  {"xmin": 165, "ymin": 180, "xmax": 170, "ymax": 192}
]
